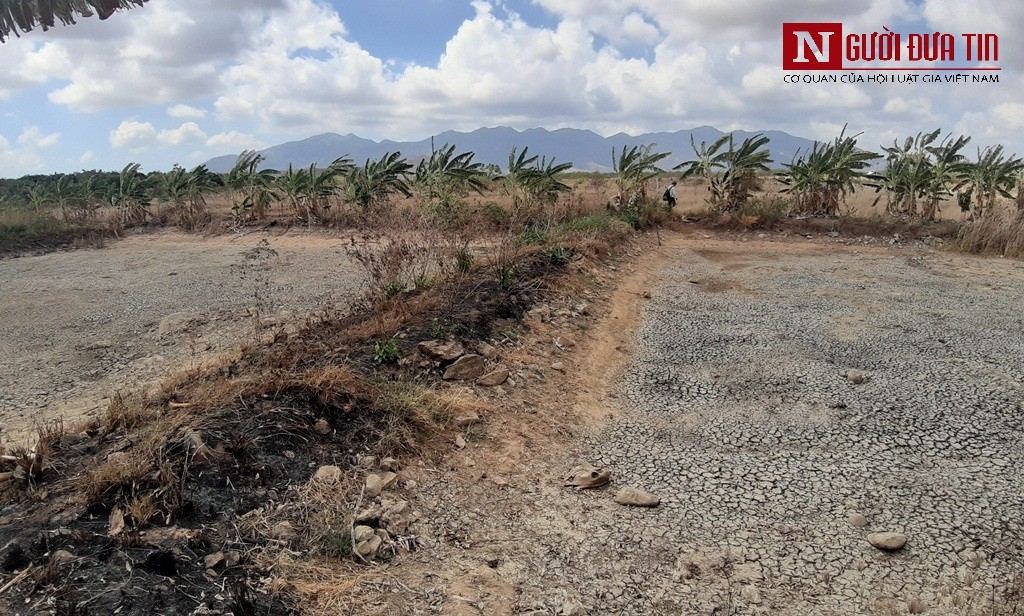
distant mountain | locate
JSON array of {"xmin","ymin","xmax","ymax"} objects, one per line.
[{"xmin": 204, "ymin": 126, "xmax": 818, "ymax": 173}]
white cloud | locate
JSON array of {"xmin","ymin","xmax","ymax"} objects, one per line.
[
  {"xmin": 0, "ymin": 127, "xmax": 61, "ymax": 175},
  {"xmin": 158, "ymin": 122, "xmax": 208, "ymax": 146},
  {"xmin": 168, "ymin": 104, "xmax": 208, "ymax": 120},
  {"xmin": 109, "ymin": 120, "xmax": 158, "ymax": 152},
  {"xmin": 205, "ymin": 131, "xmax": 263, "ymax": 152},
  {"xmin": 17, "ymin": 126, "xmax": 61, "ymax": 149},
  {"xmin": 2, "ymin": 0, "xmax": 1024, "ymax": 172},
  {"xmin": 80, "ymin": 150, "xmax": 96, "ymax": 165}
]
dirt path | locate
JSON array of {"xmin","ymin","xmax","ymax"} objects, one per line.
[
  {"xmin": 386, "ymin": 231, "xmax": 1024, "ymax": 615},
  {"xmin": 0, "ymin": 230, "xmax": 362, "ymax": 445}
]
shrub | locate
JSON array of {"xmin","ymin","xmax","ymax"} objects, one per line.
[{"xmin": 373, "ymin": 338, "xmax": 401, "ymax": 364}]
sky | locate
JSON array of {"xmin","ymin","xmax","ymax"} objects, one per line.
[{"xmin": 0, "ymin": 0, "xmax": 1022, "ymax": 176}]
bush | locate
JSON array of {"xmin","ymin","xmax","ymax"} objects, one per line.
[{"xmin": 373, "ymin": 338, "xmax": 401, "ymax": 364}]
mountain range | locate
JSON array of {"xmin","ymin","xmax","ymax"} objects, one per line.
[{"xmin": 203, "ymin": 126, "xmax": 818, "ymax": 173}]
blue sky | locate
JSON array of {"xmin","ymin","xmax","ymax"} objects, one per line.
[{"xmin": 0, "ymin": 0, "xmax": 1021, "ymax": 176}]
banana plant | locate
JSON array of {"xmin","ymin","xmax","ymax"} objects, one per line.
[
  {"xmin": 227, "ymin": 150, "xmax": 278, "ymax": 221},
  {"xmin": 496, "ymin": 146, "xmax": 573, "ymax": 211},
  {"xmin": 954, "ymin": 145, "xmax": 1023, "ymax": 218},
  {"xmin": 612, "ymin": 144, "xmax": 670, "ymax": 207},
  {"xmin": 676, "ymin": 134, "xmax": 772, "ymax": 212},
  {"xmin": 345, "ymin": 152, "xmax": 412, "ymax": 210},
  {"xmin": 871, "ymin": 129, "xmax": 971, "ymax": 220},
  {"xmin": 111, "ymin": 162, "xmax": 151, "ymax": 225},
  {"xmin": 781, "ymin": 127, "xmax": 879, "ymax": 216},
  {"xmin": 0, "ymin": 0, "xmax": 149, "ymax": 42},
  {"xmin": 413, "ymin": 143, "xmax": 487, "ymax": 218}
]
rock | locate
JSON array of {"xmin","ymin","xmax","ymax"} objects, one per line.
[
  {"xmin": 476, "ymin": 343, "xmax": 499, "ymax": 360},
  {"xmin": 365, "ymin": 472, "xmax": 398, "ymax": 497},
  {"xmin": 158, "ymin": 312, "xmax": 200, "ymax": 337},
  {"xmin": 108, "ymin": 506, "xmax": 126, "ymax": 537},
  {"xmin": 454, "ymin": 413, "xmax": 481, "ymax": 428},
  {"xmin": 203, "ymin": 552, "xmax": 225, "ymax": 569},
  {"xmin": 443, "ymin": 354, "xmax": 486, "ymax": 381},
  {"xmin": 454, "ymin": 435, "xmax": 467, "ymax": 449},
  {"xmin": 183, "ymin": 429, "xmax": 220, "ymax": 464},
  {"xmin": 849, "ymin": 512, "xmax": 869, "ymax": 528},
  {"xmin": 555, "ymin": 334, "xmax": 577, "ymax": 349},
  {"xmin": 560, "ymin": 599, "xmax": 585, "ymax": 615},
  {"xmin": 550, "ymin": 362, "xmax": 566, "ymax": 372},
  {"xmin": 868, "ymin": 532, "xmax": 907, "ymax": 551},
  {"xmin": 380, "ymin": 499, "xmax": 417, "ymax": 535},
  {"xmin": 49, "ymin": 550, "xmax": 76, "ymax": 570},
  {"xmin": 314, "ymin": 419, "xmax": 331, "ymax": 435},
  {"xmin": 564, "ymin": 465, "xmax": 611, "ymax": 490},
  {"xmin": 417, "ymin": 340, "xmax": 465, "ymax": 362},
  {"xmin": 354, "ymin": 525, "xmax": 383, "ymax": 558},
  {"xmin": 59, "ymin": 433, "xmax": 87, "ymax": 448},
  {"xmin": 283, "ymin": 450, "xmax": 296, "ymax": 459},
  {"xmin": 271, "ymin": 521, "xmax": 298, "ymax": 541},
  {"xmin": 313, "ymin": 465, "xmax": 342, "ymax": 484},
  {"xmin": 846, "ymin": 369, "xmax": 866, "ymax": 384},
  {"xmin": 356, "ymin": 454, "xmax": 377, "ymax": 468},
  {"xmin": 380, "ymin": 457, "xmax": 400, "ymax": 472},
  {"xmin": 476, "ymin": 368, "xmax": 509, "ymax": 387},
  {"xmin": 224, "ymin": 551, "xmax": 241, "ymax": 568},
  {"xmin": 615, "ymin": 487, "xmax": 661, "ymax": 507},
  {"xmin": 525, "ymin": 304, "xmax": 552, "ymax": 324}
]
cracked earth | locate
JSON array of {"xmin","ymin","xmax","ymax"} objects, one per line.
[{"xmin": 402, "ymin": 233, "xmax": 1024, "ymax": 615}]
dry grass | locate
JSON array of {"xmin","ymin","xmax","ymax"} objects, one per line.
[{"xmin": 958, "ymin": 209, "xmax": 1024, "ymax": 258}]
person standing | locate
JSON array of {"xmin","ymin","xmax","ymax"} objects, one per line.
[{"xmin": 663, "ymin": 181, "xmax": 677, "ymax": 209}]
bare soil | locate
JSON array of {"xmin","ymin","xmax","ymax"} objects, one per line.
[{"xmin": 0, "ymin": 230, "xmax": 362, "ymax": 445}]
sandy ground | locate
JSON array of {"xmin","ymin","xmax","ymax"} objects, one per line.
[{"xmin": 0, "ymin": 230, "xmax": 362, "ymax": 445}]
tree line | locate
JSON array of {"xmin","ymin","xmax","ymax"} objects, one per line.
[{"xmin": 2, "ymin": 129, "xmax": 1023, "ymax": 225}]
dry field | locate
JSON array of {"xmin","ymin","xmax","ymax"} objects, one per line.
[{"xmin": 0, "ymin": 229, "xmax": 361, "ymax": 445}]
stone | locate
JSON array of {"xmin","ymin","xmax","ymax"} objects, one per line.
[
  {"xmin": 365, "ymin": 472, "xmax": 398, "ymax": 497},
  {"xmin": 615, "ymin": 487, "xmax": 661, "ymax": 507},
  {"xmin": 848, "ymin": 513, "xmax": 869, "ymax": 528},
  {"xmin": 356, "ymin": 454, "xmax": 377, "ymax": 468},
  {"xmin": 476, "ymin": 368, "xmax": 510, "ymax": 387},
  {"xmin": 525, "ymin": 304, "xmax": 552, "ymax": 324},
  {"xmin": 550, "ymin": 362, "xmax": 566, "ymax": 372},
  {"xmin": 868, "ymin": 532, "xmax": 907, "ymax": 551},
  {"xmin": 158, "ymin": 312, "xmax": 200, "ymax": 336},
  {"xmin": 564, "ymin": 465, "xmax": 611, "ymax": 490},
  {"xmin": 203, "ymin": 552, "xmax": 225, "ymax": 569},
  {"xmin": 846, "ymin": 369, "xmax": 866, "ymax": 384},
  {"xmin": 417, "ymin": 340, "xmax": 465, "ymax": 362},
  {"xmin": 476, "ymin": 343, "xmax": 499, "ymax": 360},
  {"xmin": 354, "ymin": 526, "xmax": 383, "ymax": 558},
  {"xmin": 59, "ymin": 433, "xmax": 87, "ymax": 448},
  {"xmin": 380, "ymin": 457, "xmax": 400, "ymax": 472},
  {"xmin": 314, "ymin": 419, "xmax": 331, "ymax": 435},
  {"xmin": 454, "ymin": 435, "xmax": 467, "ymax": 449},
  {"xmin": 313, "ymin": 465, "xmax": 343, "ymax": 484},
  {"xmin": 454, "ymin": 413, "xmax": 481, "ymax": 428},
  {"xmin": 50, "ymin": 550, "xmax": 76, "ymax": 570},
  {"xmin": 443, "ymin": 354, "xmax": 486, "ymax": 380},
  {"xmin": 271, "ymin": 521, "xmax": 298, "ymax": 541},
  {"xmin": 555, "ymin": 334, "xmax": 577, "ymax": 349}
]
